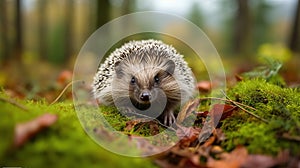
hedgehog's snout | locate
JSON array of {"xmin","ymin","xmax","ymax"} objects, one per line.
[{"xmin": 139, "ymin": 90, "xmax": 151, "ymax": 102}]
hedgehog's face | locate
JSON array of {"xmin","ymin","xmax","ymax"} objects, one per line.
[{"xmin": 114, "ymin": 57, "xmax": 180, "ymax": 110}]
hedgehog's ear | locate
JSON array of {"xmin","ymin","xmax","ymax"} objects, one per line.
[
  {"xmin": 114, "ymin": 61, "xmax": 123, "ymax": 78},
  {"xmin": 165, "ymin": 60, "xmax": 175, "ymax": 75}
]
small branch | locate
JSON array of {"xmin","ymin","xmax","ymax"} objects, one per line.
[
  {"xmin": 0, "ymin": 96, "xmax": 28, "ymax": 111},
  {"xmin": 220, "ymin": 90, "xmax": 269, "ymax": 123}
]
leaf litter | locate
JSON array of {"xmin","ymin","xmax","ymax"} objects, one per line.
[{"xmin": 14, "ymin": 113, "xmax": 58, "ymax": 147}]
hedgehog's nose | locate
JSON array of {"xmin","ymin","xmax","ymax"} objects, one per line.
[{"xmin": 140, "ymin": 91, "xmax": 151, "ymax": 102}]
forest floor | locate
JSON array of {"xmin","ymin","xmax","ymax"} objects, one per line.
[{"xmin": 1, "ymin": 53, "xmax": 300, "ymax": 167}]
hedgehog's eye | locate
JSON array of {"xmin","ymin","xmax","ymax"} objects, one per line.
[
  {"xmin": 130, "ymin": 77, "xmax": 136, "ymax": 84},
  {"xmin": 154, "ymin": 75, "xmax": 159, "ymax": 84}
]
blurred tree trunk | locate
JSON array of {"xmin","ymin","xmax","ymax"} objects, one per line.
[
  {"xmin": 187, "ymin": 2, "xmax": 204, "ymax": 27},
  {"xmin": 290, "ymin": 0, "xmax": 300, "ymax": 53},
  {"xmin": 234, "ymin": 0, "xmax": 252, "ymax": 56},
  {"xmin": 8, "ymin": 0, "xmax": 26, "ymax": 87},
  {"xmin": 38, "ymin": 0, "xmax": 48, "ymax": 60},
  {"xmin": 121, "ymin": 0, "xmax": 134, "ymax": 15},
  {"xmin": 0, "ymin": 0, "xmax": 9, "ymax": 64},
  {"xmin": 15, "ymin": 0, "xmax": 23, "ymax": 61},
  {"xmin": 95, "ymin": 0, "xmax": 110, "ymax": 29},
  {"xmin": 64, "ymin": 0, "xmax": 74, "ymax": 63}
]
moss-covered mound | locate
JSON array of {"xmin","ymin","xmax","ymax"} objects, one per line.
[
  {"xmin": 0, "ymin": 92, "xmax": 155, "ymax": 168},
  {"xmin": 222, "ymin": 79, "xmax": 300, "ymax": 155}
]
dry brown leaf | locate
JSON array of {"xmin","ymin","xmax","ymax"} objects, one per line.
[
  {"xmin": 196, "ymin": 111, "xmax": 209, "ymax": 118},
  {"xmin": 176, "ymin": 99, "xmax": 200, "ymax": 124},
  {"xmin": 209, "ymin": 104, "xmax": 237, "ymax": 127},
  {"xmin": 131, "ymin": 135, "xmax": 169, "ymax": 156},
  {"xmin": 207, "ymin": 146, "xmax": 248, "ymax": 168},
  {"xmin": 210, "ymin": 145, "xmax": 223, "ymax": 154},
  {"xmin": 57, "ymin": 70, "xmax": 72, "ymax": 86},
  {"xmin": 149, "ymin": 121, "xmax": 160, "ymax": 135},
  {"xmin": 242, "ymin": 154, "xmax": 278, "ymax": 168},
  {"xmin": 14, "ymin": 113, "xmax": 58, "ymax": 147},
  {"xmin": 202, "ymin": 136, "xmax": 216, "ymax": 148},
  {"xmin": 124, "ymin": 119, "xmax": 141, "ymax": 131},
  {"xmin": 235, "ymin": 74, "xmax": 243, "ymax": 81},
  {"xmin": 93, "ymin": 126, "xmax": 117, "ymax": 141},
  {"xmin": 243, "ymin": 150, "xmax": 290, "ymax": 168},
  {"xmin": 176, "ymin": 125, "xmax": 201, "ymax": 148},
  {"xmin": 157, "ymin": 146, "xmax": 202, "ymax": 168},
  {"xmin": 176, "ymin": 126, "xmax": 201, "ymax": 142},
  {"xmin": 196, "ymin": 81, "xmax": 212, "ymax": 92}
]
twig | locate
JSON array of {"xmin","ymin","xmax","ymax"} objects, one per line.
[
  {"xmin": 124, "ymin": 110, "xmax": 177, "ymax": 132},
  {"xmin": 199, "ymin": 97, "xmax": 257, "ymax": 111},
  {"xmin": 220, "ymin": 90, "xmax": 269, "ymax": 123},
  {"xmin": 134, "ymin": 122, "xmax": 147, "ymax": 134},
  {"xmin": 50, "ymin": 80, "xmax": 83, "ymax": 105},
  {"xmin": 0, "ymin": 96, "xmax": 28, "ymax": 111}
]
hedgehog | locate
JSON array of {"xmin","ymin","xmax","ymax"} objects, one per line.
[{"xmin": 92, "ymin": 39, "xmax": 195, "ymax": 126}]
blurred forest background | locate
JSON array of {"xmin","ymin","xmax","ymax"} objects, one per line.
[{"xmin": 0, "ymin": 0, "xmax": 299, "ymax": 99}]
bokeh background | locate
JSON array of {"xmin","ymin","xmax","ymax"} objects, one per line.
[{"xmin": 0, "ymin": 0, "xmax": 299, "ymax": 100}]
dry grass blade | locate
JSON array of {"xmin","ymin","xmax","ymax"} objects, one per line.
[
  {"xmin": 199, "ymin": 97, "xmax": 257, "ymax": 111},
  {"xmin": 220, "ymin": 90, "xmax": 268, "ymax": 123},
  {"xmin": 50, "ymin": 80, "xmax": 84, "ymax": 105}
]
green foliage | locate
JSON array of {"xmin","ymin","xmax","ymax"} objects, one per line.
[
  {"xmin": 242, "ymin": 44, "xmax": 292, "ymax": 87},
  {"xmin": 257, "ymin": 43, "xmax": 291, "ymax": 64},
  {"xmin": 222, "ymin": 79, "xmax": 300, "ymax": 155},
  {"xmin": 0, "ymin": 92, "xmax": 156, "ymax": 168},
  {"xmin": 243, "ymin": 58, "xmax": 282, "ymax": 81}
]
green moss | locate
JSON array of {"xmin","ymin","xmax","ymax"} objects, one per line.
[
  {"xmin": 0, "ymin": 92, "xmax": 156, "ymax": 167},
  {"xmin": 100, "ymin": 106, "xmax": 179, "ymax": 137},
  {"xmin": 222, "ymin": 79, "xmax": 300, "ymax": 155}
]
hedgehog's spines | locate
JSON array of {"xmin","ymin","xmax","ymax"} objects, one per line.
[{"xmin": 92, "ymin": 39, "xmax": 195, "ymax": 106}]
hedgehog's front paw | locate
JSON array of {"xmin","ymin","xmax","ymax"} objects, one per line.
[{"xmin": 163, "ymin": 111, "xmax": 176, "ymax": 126}]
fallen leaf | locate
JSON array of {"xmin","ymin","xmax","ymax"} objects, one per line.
[
  {"xmin": 207, "ymin": 146, "xmax": 248, "ymax": 168},
  {"xmin": 124, "ymin": 119, "xmax": 141, "ymax": 131},
  {"xmin": 213, "ymin": 128, "xmax": 226, "ymax": 142},
  {"xmin": 202, "ymin": 135, "xmax": 216, "ymax": 148},
  {"xmin": 176, "ymin": 125, "xmax": 201, "ymax": 148},
  {"xmin": 155, "ymin": 159, "xmax": 179, "ymax": 168},
  {"xmin": 209, "ymin": 104, "xmax": 237, "ymax": 127},
  {"xmin": 157, "ymin": 145, "xmax": 202, "ymax": 168},
  {"xmin": 196, "ymin": 111, "xmax": 209, "ymax": 118},
  {"xmin": 210, "ymin": 145, "xmax": 223, "ymax": 154},
  {"xmin": 176, "ymin": 99, "xmax": 200, "ymax": 124},
  {"xmin": 197, "ymin": 81, "xmax": 212, "ymax": 92},
  {"xmin": 131, "ymin": 135, "xmax": 169, "ymax": 156},
  {"xmin": 149, "ymin": 121, "xmax": 160, "ymax": 135},
  {"xmin": 57, "ymin": 70, "xmax": 72, "ymax": 86},
  {"xmin": 176, "ymin": 126, "xmax": 201, "ymax": 141},
  {"xmin": 242, "ymin": 154, "xmax": 278, "ymax": 168},
  {"xmin": 178, "ymin": 157, "xmax": 201, "ymax": 168},
  {"xmin": 93, "ymin": 126, "xmax": 116, "ymax": 141},
  {"xmin": 14, "ymin": 113, "xmax": 58, "ymax": 147},
  {"xmin": 235, "ymin": 74, "xmax": 243, "ymax": 81},
  {"xmin": 243, "ymin": 149, "xmax": 290, "ymax": 168}
]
